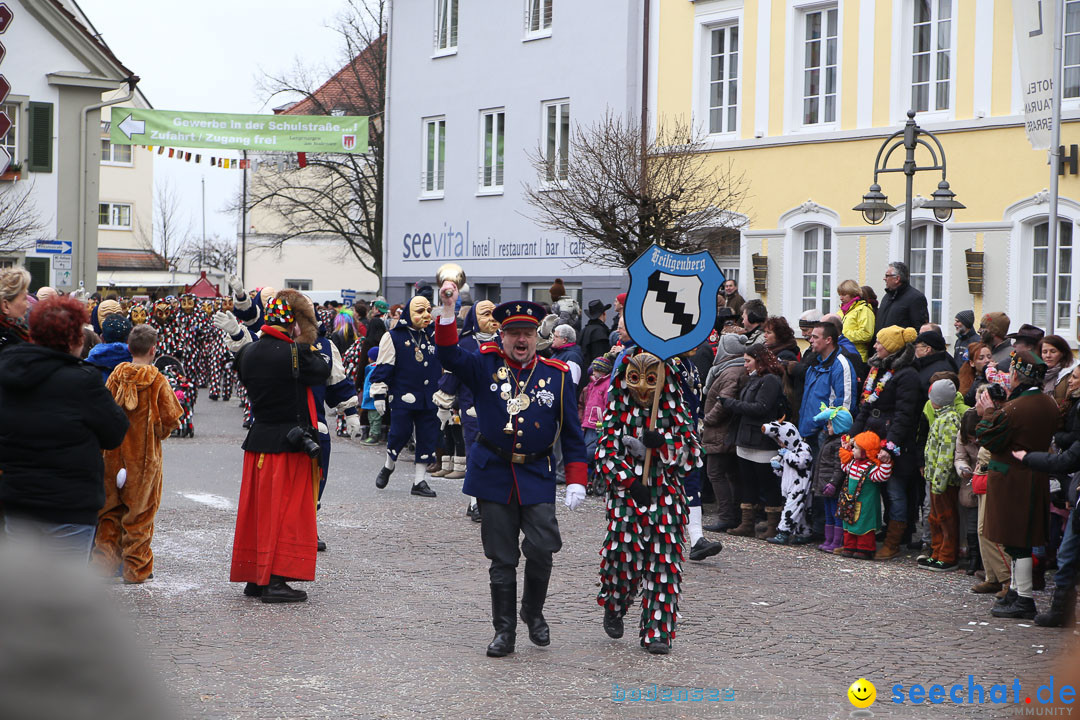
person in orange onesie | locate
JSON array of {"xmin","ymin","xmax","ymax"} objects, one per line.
[{"xmin": 92, "ymin": 323, "xmax": 183, "ymax": 583}]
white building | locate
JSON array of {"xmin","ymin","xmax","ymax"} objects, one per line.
[{"xmin": 383, "ymin": 0, "xmax": 645, "ymax": 307}]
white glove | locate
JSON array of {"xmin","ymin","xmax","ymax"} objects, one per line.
[
  {"xmin": 624, "ymin": 436, "xmax": 646, "ymax": 460},
  {"xmin": 437, "ymin": 407, "xmax": 453, "ymax": 426},
  {"xmin": 564, "ymin": 484, "xmax": 586, "ymax": 510},
  {"xmin": 344, "ymin": 414, "xmax": 362, "ymax": 439},
  {"xmin": 432, "ymin": 390, "xmax": 455, "ymax": 410},
  {"xmin": 374, "ymin": 399, "xmax": 386, "ymax": 415},
  {"xmin": 213, "ymin": 311, "xmax": 240, "ymax": 336},
  {"xmin": 228, "ymin": 275, "xmax": 246, "ymax": 299}
]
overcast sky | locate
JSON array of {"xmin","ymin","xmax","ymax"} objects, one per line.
[{"xmin": 77, "ymin": 0, "xmax": 353, "ymax": 245}]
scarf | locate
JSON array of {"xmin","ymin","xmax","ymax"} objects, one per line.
[
  {"xmin": 840, "ymin": 297, "xmax": 857, "ymax": 315},
  {"xmin": 0, "ymin": 314, "xmax": 29, "ymax": 342},
  {"xmin": 704, "ymin": 351, "xmax": 745, "ymax": 395}
]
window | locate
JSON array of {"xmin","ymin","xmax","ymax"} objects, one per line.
[
  {"xmin": 479, "ymin": 109, "xmax": 505, "ymax": 191},
  {"xmin": 0, "ymin": 103, "xmax": 16, "ymax": 166},
  {"xmin": 286, "ymin": 279, "xmax": 312, "ymax": 291},
  {"xmin": 801, "ymin": 225, "xmax": 832, "ymax": 313},
  {"xmin": 707, "ymin": 24, "xmax": 740, "ymax": 134},
  {"xmin": 527, "ymin": 282, "xmax": 581, "ymax": 306},
  {"xmin": 911, "ymin": 0, "xmax": 952, "ymax": 112},
  {"xmin": 1066, "ymin": 1, "xmax": 1080, "ymax": 98},
  {"xmin": 542, "ymin": 100, "xmax": 570, "ymax": 183},
  {"xmin": 692, "ymin": 226, "xmax": 741, "ymax": 285},
  {"xmin": 1032, "ymin": 220, "xmax": 1074, "ymax": 330},
  {"xmin": 435, "ymin": 0, "xmax": 459, "ymax": 53},
  {"xmin": 909, "ymin": 223, "xmax": 945, "ymax": 325},
  {"xmin": 98, "ymin": 202, "xmax": 132, "ymax": 229},
  {"xmin": 526, "ymin": 0, "xmax": 552, "ymax": 36},
  {"xmin": 422, "ymin": 116, "xmax": 446, "ymax": 196},
  {"xmin": 100, "ymin": 137, "xmax": 132, "ymax": 165},
  {"xmin": 801, "ymin": 6, "xmax": 838, "ymax": 126}
]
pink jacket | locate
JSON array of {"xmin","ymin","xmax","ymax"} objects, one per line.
[{"xmin": 579, "ymin": 375, "xmax": 611, "ymax": 431}]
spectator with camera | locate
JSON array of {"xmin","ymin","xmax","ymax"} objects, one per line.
[{"xmin": 229, "ymin": 290, "xmax": 330, "ymax": 604}]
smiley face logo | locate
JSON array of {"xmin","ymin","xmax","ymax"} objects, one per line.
[{"xmin": 847, "ymin": 678, "xmax": 876, "ymax": 709}]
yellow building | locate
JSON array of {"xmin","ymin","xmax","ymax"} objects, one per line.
[{"xmin": 655, "ymin": 0, "xmax": 1080, "ymax": 341}]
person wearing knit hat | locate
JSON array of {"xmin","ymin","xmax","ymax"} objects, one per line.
[
  {"xmin": 836, "ymin": 430, "xmax": 894, "ymax": 559},
  {"xmin": 549, "ymin": 278, "xmax": 567, "ymax": 303},
  {"xmin": 914, "ymin": 330, "xmax": 946, "ymax": 354},
  {"xmin": 922, "ymin": 378, "xmax": 963, "ymax": 571},
  {"xmin": 914, "ymin": 330, "xmax": 959, "ymax": 393},
  {"xmin": 953, "ymin": 310, "xmax": 979, "ymax": 363},
  {"xmin": 86, "ymin": 313, "xmax": 134, "ymax": 381},
  {"xmin": 810, "ymin": 404, "xmax": 854, "ymax": 552},
  {"xmin": 978, "ymin": 312, "xmax": 1013, "ymax": 369},
  {"xmin": 848, "ymin": 324, "xmax": 922, "ymax": 559}
]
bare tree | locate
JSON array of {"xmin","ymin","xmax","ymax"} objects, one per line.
[
  {"xmin": 523, "ymin": 112, "xmax": 750, "ymax": 269},
  {"xmin": 137, "ymin": 177, "xmax": 192, "ymax": 270},
  {"xmin": 0, "ymin": 181, "xmax": 47, "ymax": 252},
  {"xmin": 246, "ymin": 0, "xmax": 386, "ymax": 286},
  {"xmin": 183, "ymin": 234, "xmax": 237, "ymax": 274}
]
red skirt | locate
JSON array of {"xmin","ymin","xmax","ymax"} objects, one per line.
[{"xmin": 230, "ymin": 451, "xmax": 319, "ymax": 585}]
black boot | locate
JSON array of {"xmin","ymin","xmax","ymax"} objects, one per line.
[
  {"xmin": 487, "ymin": 582, "xmax": 516, "ymax": 657},
  {"xmin": 375, "ymin": 466, "xmax": 393, "ymax": 489},
  {"xmin": 603, "ymin": 607, "xmax": 624, "ymax": 639},
  {"xmin": 965, "ymin": 533, "xmax": 982, "ymax": 576},
  {"xmin": 992, "ymin": 594, "xmax": 1037, "ymax": 619},
  {"xmin": 411, "ymin": 479, "xmax": 437, "ymax": 498},
  {"xmin": 994, "ymin": 588, "xmax": 1017, "ymax": 608},
  {"xmin": 645, "ymin": 639, "xmax": 671, "ymax": 655},
  {"xmin": 519, "ymin": 571, "xmax": 551, "ymax": 647},
  {"xmin": 261, "ymin": 576, "xmax": 307, "ymax": 604},
  {"xmin": 243, "ymin": 582, "xmax": 262, "ymax": 597},
  {"xmin": 1035, "ymin": 585, "xmax": 1077, "ymax": 627}
]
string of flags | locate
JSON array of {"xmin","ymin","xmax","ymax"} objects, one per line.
[{"xmin": 139, "ymin": 146, "xmax": 309, "ymax": 172}]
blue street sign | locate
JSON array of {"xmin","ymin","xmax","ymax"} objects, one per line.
[
  {"xmin": 624, "ymin": 244, "xmax": 725, "ymax": 360},
  {"xmin": 341, "ymin": 288, "xmax": 358, "ymax": 303},
  {"xmin": 35, "ymin": 240, "xmax": 72, "ymax": 254}
]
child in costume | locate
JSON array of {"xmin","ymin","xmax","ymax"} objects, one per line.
[
  {"xmin": 92, "ymin": 324, "xmax": 184, "ymax": 583},
  {"xmin": 579, "ymin": 355, "xmax": 613, "ymax": 491},
  {"xmin": 595, "ymin": 350, "xmax": 702, "ymax": 655},
  {"xmin": 922, "ymin": 378, "xmax": 963, "ymax": 571},
  {"xmin": 810, "ymin": 404, "xmax": 852, "ymax": 553},
  {"xmin": 838, "ymin": 431, "xmax": 894, "ymax": 559},
  {"xmin": 761, "ymin": 419, "xmax": 815, "ymax": 544},
  {"xmin": 361, "ymin": 346, "xmax": 382, "ymax": 445}
]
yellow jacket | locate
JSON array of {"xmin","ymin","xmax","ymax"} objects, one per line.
[{"xmin": 841, "ymin": 299, "xmax": 876, "ymax": 361}]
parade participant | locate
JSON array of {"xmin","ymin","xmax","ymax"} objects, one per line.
[
  {"xmin": 159, "ymin": 359, "xmax": 197, "ymax": 439},
  {"xmin": 761, "ymin": 419, "xmax": 815, "ymax": 544},
  {"xmin": 202, "ymin": 299, "xmax": 235, "ymax": 402},
  {"xmin": 129, "ymin": 302, "xmax": 149, "ymax": 326},
  {"xmin": 672, "ymin": 353, "xmax": 723, "ymax": 561},
  {"xmin": 149, "ymin": 300, "xmax": 182, "ymax": 358},
  {"xmin": 434, "ymin": 284, "xmax": 588, "ymax": 658},
  {"xmin": 594, "ymin": 349, "xmax": 702, "ymax": 654},
  {"xmin": 230, "ymin": 291, "xmax": 330, "ymax": 603},
  {"xmin": 370, "ymin": 295, "xmax": 442, "ymax": 498},
  {"xmin": 175, "ymin": 294, "xmax": 207, "ymax": 386}
]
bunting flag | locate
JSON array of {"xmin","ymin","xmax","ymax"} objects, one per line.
[
  {"xmin": 168, "ymin": 148, "xmax": 175, "ymax": 158},
  {"xmin": 297, "ymin": 152, "xmax": 307, "ymax": 168},
  {"xmin": 132, "ymin": 144, "xmax": 290, "ymax": 171},
  {"xmin": 158, "ymin": 146, "xmax": 164, "ymax": 155}
]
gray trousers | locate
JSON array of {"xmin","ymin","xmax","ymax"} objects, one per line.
[{"xmin": 478, "ymin": 497, "xmax": 563, "ymax": 585}]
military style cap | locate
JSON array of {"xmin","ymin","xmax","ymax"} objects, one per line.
[{"xmin": 494, "ymin": 300, "xmax": 545, "ymax": 330}]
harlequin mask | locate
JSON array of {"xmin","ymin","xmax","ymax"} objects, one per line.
[
  {"xmin": 153, "ymin": 301, "xmax": 173, "ymax": 323},
  {"xmin": 130, "ymin": 305, "xmax": 147, "ymax": 325},
  {"xmin": 180, "ymin": 295, "xmax": 196, "ymax": 313},
  {"xmin": 221, "ymin": 296, "xmax": 234, "ymax": 312},
  {"xmin": 475, "ymin": 300, "xmax": 498, "ymax": 334},
  {"xmin": 409, "ymin": 296, "xmax": 432, "ymax": 329},
  {"xmin": 120, "ymin": 298, "xmax": 131, "ymax": 312},
  {"xmin": 624, "ymin": 351, "xmax": 663, "ymax": 408},
  {"xmin": 87, "ymin": 298, "xmax": 98, "ymax": 313},
  {"xmin": 201, "ymin": 301, "xmax": 215, "ymax": 316}
]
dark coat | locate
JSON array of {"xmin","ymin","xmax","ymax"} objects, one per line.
[
  {"xmin": 579, "ymin": 317, "xmax": 611, "ymax": 369},
  {"xmin": 236, "ymin": 329, "xmax": 331, "ymax": 453},
  {"xmin": 721, "ymin": 371, "xmax": 783, "ymax": 451},
  {"xmin": 0, "ymin": 344, "xmax": 129, "ymax": 525},
  {"xmin": 768, "ymin": 338, "xmax": 801, "ymax": 363},
  {"xmin": 953, "ymin": 328, "xmax": 979, "ymax": 363},
  {"xmin": 811, "ymin": 432, "xmax": 845, "ymax": 495},
  {"xmin": 701, "ymin": 362, "xmax": 743, "ymax": 455},
  {"xmin": 874, "ymin": 282, "xmax": 929, "ymax": 336},
  {"xmin": 723, "ymin": 292, "xmax": 745, "ymax": 318},
  {"xmin": 850, "ymin": 344, "xmax": 922, "ymax": 450},
  {"xmin": 913, "ymin": 350, "xmax": 959, "ymax": 394}
]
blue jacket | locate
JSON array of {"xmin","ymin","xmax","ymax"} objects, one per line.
[
  {"xmin": 361, "ymin": 364, "xmax": 377, "ymax": 410},
  {"xmin": 798, "ymin": 347, "xmax": 858, "ymax": 438},
  {"xmin": 369, "ymin": 315, "xmax": 442, "ymax": 410},
  {"xmin": 437, "ymin": 304, "xmax": 489, "ymax": 412},
  {"xmin": 550, "ymin": 343, "xmax": 584, "ymax": 385},
  {"xmin": 435, "ymin": 320, "xmax": 587, "ymax": 505},
  {"xmin": 87, "ymin": 342, "xmax": 132, "ymax": 382}
]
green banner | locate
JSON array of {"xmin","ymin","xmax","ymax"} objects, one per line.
[{"xmin": 109, "ymin": 108, "xmax": 368, "ymax": 154}]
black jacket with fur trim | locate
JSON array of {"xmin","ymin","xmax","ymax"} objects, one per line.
[{"xmin": 850, "ymin": 343, "xmax": 922, "ymax": 450}]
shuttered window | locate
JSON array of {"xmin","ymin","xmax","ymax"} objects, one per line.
[{"xmin": 27, "ymin": 102, "xmax": 52, "ymax": 173}]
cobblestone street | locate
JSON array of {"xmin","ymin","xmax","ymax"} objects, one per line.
[{"xmin": 108, "ymin": 398, "xmax": 1080, "ymax": 719}]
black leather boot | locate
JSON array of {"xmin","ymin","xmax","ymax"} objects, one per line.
[
  {"xmin": 965, "ymin": 533, "xmax": 981, "ymax": 576},
  {"xmin": 519, "ymin": 571, "xmax": 551, "ymax": 647},
  {"xmin": 243, "ymin": 582, "xmax": 262, "ymax": 597},
  {"xmin": 487, "ymin": 582, "xmax": 516, "ymax": 657},
  {"xmin": 603, "ymin": 607, "xmax": 624, "ymax": 639},
  {"xmin": 261, "ymin": 576, "xmax": 307, "ymax": 604},
  {"xmin": 1035, "ymin": 585, "xmax": 1077, "ymax": 627},
  {"xmin": 992, "ymin": 594, "xmax": 1037, "ymax": 619},
  {"xmin": 375, "ymin": 466, "xmax": 393, "ymax": 489}
]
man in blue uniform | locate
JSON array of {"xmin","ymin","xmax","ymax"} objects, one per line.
[
  {"xmin": 370, "ymin": 295, "xmax": 442, "ymax": 498},
  {"xmin": 435, "ymin": 283, "xmax": 588, "ymax": 658}
]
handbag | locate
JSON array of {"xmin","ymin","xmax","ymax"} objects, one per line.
[
  {"xmin": 971, "ymin": 472, "xmax": 988, "ymax": 495},
  {"xmin": 958, "ymin": 474, "xmax": 978, "ymax": 508},
  {"xmin": 836, "ymin": 465, "xmax": 873, "ymax": 524}
]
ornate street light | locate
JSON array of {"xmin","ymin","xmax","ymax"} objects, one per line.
[{"xmin": 852, "ymin": 183, "xmax": 896, "ymax": 225}]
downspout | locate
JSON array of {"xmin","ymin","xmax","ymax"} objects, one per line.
[{"xmin": 78, "ymin": 75, "xmax": 140, "ymax": 290}]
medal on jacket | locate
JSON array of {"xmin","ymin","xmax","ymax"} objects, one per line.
[{"xmin": 414, "ymin": 345, "xmax": 424, "ymax": 363}]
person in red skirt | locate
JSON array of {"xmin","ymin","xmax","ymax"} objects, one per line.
[{"xmin": 229, "ymin": 290, "xmax": 330, "ymax": 603}]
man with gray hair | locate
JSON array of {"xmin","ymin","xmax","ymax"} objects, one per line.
[
  {"xmin": 875, "ymin": 261, "xmax": 929, "ymax": 337},
  {"xmin": 550, "ymin": 324, "xmax": 583, "ymax": 385}
]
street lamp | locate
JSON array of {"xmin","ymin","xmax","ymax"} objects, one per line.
[{"xmin": 853, "ymin": 110, "xmax": 964, "ymax": 268}]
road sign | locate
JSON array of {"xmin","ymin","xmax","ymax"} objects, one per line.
[
  {"xmin": 0, "ymin": 5, "xmax": 13, "ymax": 34},
  {"xmin": 52, "ymin": 255, "xmax": 71, "ymax": 269},
  {"xmin": 0, "ymin": 75, "xmax": 9, "ymax": 104},
  {"xmin": 0, "ymin": 110, "xmax": 10, "ymax": 142},
  {"xmin": 109, "ymin": 108, "xmax": 369, "ymax": 154},
  {"xmin": 53, "ymin": 269, "xmax": 70, "ymax": 287},
  {"xmin": 36, "ymin": 240, "xmax": 72, "ymax": 254},
  {"xmin": 0, "ymin": 43, "xmax": 6, "ymax": 66},
  {"xmin": 341, "ymin": 288, "xmax": 358, "ymax": 303},
  {"xmin": 0, "ymin": 146, "xmax": 9, "ymax": 176}
]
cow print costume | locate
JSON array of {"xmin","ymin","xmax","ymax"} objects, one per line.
[{"xmin": 761, "ymin": 420, "xmax": 814, "ymax": 539}]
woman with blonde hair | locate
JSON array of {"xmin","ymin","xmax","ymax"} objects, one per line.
[
  {"xmin": 837, "ymin": 279, "xmax": 875, "ymax": 361},
  {"xmin": 0, "ymin": 266, "xmax": 31, "ymax": 353}
]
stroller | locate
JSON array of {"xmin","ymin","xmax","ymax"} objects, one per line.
[{"xmin": 156, "ymin": 355, "xmax": 197, "ymax": 438}]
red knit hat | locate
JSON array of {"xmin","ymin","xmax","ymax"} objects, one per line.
[{"xmin": 853, "ymin": 431, "xmax": 881, "ymax": 461}]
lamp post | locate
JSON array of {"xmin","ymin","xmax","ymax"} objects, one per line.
[{"xmin": 853, "ymin": 110, "xmax": 964, "ymax": 269}]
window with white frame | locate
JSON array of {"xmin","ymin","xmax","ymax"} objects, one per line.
[
  {"xmin": 435, "ymin": 0, "xmax": 459, "ymax": 53},
  {"xmin": 479, "ymin": 109, "xmax": 505, "ymax": 191},
  {"xmin": 100, "ymin": 137, "xmax": 132, "ymax": 166},
  {"xmin": 910, "ymin": 0, "xmax": 952, "ymax": 113},
  {"xmin": 1066, "ymin": 1, "xmax": 1080, "ymax": 98},
  {"xmin": 422, "ymin": 116, "xmax": 446, "ymax": 196},
  {"xmin": 1032, "ymin": 219, "xmax": 1074, "ymax": 330},
  {"xmin": 801, "ymin": 225, "xmax": 832, "ymax": 313},
  {"xmin": 1, "ymin": 103, "xmax": 16, "ymax": 166},
  {"xmin": 542, "ymin": 99, "xmax": 570, "ymax": 183},
  {"xmin": 800, "ymin": 6, "xmax": 838, "ymax": 126},
  {"xmin": 527, "ymin": 281, "xmax": 581, "ymax": 306},
  {"xmin": 286, "ymin": 279, "xmax": 312, "ymax": 291},
  {"xmin": 98, "ymin": 202, "xmax": 132, "ymax": 229},
  {"xmin": 707, "ymin": 24, "xmax": 740, "ymax": 134},
  {"xmin": 525, "ymin": 0, "xmax": 552, "ymax": 36},
  {"xmin": 909, "ymin": 223, "xmax": 945, "ymax": 325}
]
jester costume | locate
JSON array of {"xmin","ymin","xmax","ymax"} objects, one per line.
[
  {"xmin": 176, "ymin": 294, "xmax": 211, "ymax": 387},
  {"xmin": 595, "ymin": 350, "xmax": 702, "ymax": 654},
  {"xmin": 149, "ymin": 300, "xmax": 183, "ymax": 359},
  {"xmin": 336, "ymin": 338, "xmax": 365, "ymax": 436},
  {"xmin": 160, "ymin": 363, "xmax": 197, "ymax": 438},
  {"xmin": 202, "ymin": 299, "xmax": 236, "ymax": 402}
]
